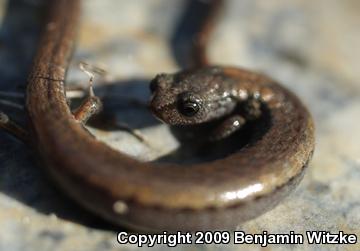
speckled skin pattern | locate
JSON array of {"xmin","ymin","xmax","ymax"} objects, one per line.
[{"xmin": 26, "ymin": 0, "xmax": 314, "ymax": 231}]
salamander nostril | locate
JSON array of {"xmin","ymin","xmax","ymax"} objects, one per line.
[{"xmin": 149, "ymin": 79, "xmax": 158, "ymax": 93}]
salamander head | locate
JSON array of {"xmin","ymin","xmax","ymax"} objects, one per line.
[{"xmin": 149, "ymin": 66, "xmax": 237, "ymax": 125}]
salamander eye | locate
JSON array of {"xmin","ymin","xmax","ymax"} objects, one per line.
[
  {"xmin": 178, "ymin": 100, "xmax": 199, "ymax": 117},
  {"xmin": 177, "ymin": 93, "xmax": 200, "ymax": 117}
]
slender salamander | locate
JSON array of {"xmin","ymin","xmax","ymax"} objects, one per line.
[{"xmin": 25, "ymin": 0, "xmax": 314, "ymax": 231}]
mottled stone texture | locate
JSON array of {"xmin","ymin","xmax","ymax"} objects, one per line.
[{"xmin": 0, "ymin": 0, "xmax": 359, "ymax": 250}]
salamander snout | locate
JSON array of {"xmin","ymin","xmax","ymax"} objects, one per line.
[{"xmin": 149, "ymin": 73, "xmax": 173, "ymax": 93}]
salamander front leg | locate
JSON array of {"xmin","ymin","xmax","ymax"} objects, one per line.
[{"xmin": 210, "ymin": 114, "xmax": 246, "ymax": 141}]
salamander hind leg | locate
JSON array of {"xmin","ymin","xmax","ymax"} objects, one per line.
[
  {"xmin": 0, "ymin": 111, "xmax": 29, "ymax": 144},
  {"xmin": 72, "ymin": 63, "xmax": 103, "ymax": 124},
  {"xmin": 72, "ymin": 63, "xmax": 147, "ymax": 143}
]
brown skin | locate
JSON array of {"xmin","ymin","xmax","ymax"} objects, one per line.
[{"xmin": 24, "ymin": 0, "xmax": 314, "ymax": 231}]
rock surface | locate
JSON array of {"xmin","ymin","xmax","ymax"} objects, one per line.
[{"xmin": 0, "ymin": 0, "xmax": 359, "ymax": 250}]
